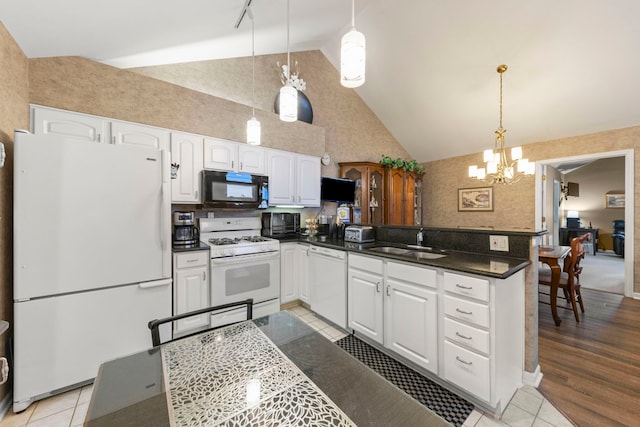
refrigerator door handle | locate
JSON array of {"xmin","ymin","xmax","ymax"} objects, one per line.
[
  {"xmin": 160, "ymin": 150, "xmax": 172, "ymax": 278},
  {"xmin": 138, "ymin": 278, "xmax": 172, "ymax": 289}
]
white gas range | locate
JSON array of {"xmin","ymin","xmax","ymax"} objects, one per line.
[{"xmin": 200, "ymin": 217, "xmax": 281, "ymax": 326}]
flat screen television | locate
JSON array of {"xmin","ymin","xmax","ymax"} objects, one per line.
[{"xmin": 320, "ymin": 177, "xmax": 356, "ymax": 203}]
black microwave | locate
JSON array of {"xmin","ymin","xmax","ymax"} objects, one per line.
[{"xmin": 201, "ymin": 170, "xmax": 269, "ymax": 209}]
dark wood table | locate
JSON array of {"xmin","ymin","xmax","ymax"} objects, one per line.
[
  {"xmin": 85, "ymin": 311, "xmax": 451, "ymax": 426},
  {"xmin": 539, "ymin": 246, "xmax": 571, "ymax": 326}
]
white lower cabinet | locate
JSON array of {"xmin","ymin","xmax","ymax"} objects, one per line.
[
  {"xmin": 441, "ymin": 270, "xmax": 524, "ymax": 414},
  {"xmin": 348, "ymin": 254, "xmax": 384, "ymax": 344},
  {"xmin": 172, "ymin": 250, "xmax": 210, "ymax": 335},
  {"xmin": 279, "ymin": 242, "xmax": 311, "ymax": 305},
  {"xmin": 298, "ymin": 243, "xmax": 310, "ymax": 304},
  {"xmin": 348, "ymin": 252, "xmax": 524, "ymax": 415},
  {"xmin": 348, "ymin": 254, "xmax": 438, "ymax": 373},
  {"xmin": 385, "ymin": 262, "xmax": 438, "ymax": 374},
  {"xmin": 280, "ymin": 243, "xmax": 299, "ymax": 304}
]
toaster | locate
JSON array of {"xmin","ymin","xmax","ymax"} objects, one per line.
[{"xmin": 344, "ymin": 225, "xmax": 376, "ymax": 243}]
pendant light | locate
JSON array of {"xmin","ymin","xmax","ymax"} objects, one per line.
[
  {"xmin": 340, "ymin": 0, "xmax": 366, "ymax": 88},
  {"xmin": 279, "ymin": 0, "xmax": 297, "ymax": 122},
  {"xmin": 246, "ymin": 6, "xmax": 261, "ymax": 145}
]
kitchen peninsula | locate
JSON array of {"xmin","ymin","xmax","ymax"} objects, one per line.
[{"xmin": 284, "ymin": 225, "xmax": 537, "ymax": 416}]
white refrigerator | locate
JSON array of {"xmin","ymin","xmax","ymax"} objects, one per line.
[{"xmin": 13, "ymin": 133, "xmax": 172, "ymax": 412}]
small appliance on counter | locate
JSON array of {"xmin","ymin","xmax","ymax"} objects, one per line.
[
  {"xmin": 261, "ymin": 212, "xmax": 301, "ymax": 238},
  {"xmin": 172, "ymin": 211, "xmax": 199, "ymax": 248},
  {"xmin": 344, "ymin": 225, "xmax": 375, "ymax": 243}
]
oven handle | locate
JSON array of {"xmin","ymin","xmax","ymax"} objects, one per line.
[{"xmin": 209, "ymin": 251, "xmax": 280, "ymax": 265}]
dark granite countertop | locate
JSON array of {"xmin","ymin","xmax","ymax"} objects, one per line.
[
  {"xmin": 171, "ymin": 241, "xmax": 210, "ymax": 253},
  {"xmin": 294, "ymin": 237, "xmax": 529, "ymax": 279}
]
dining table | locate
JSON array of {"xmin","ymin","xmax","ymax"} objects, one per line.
[
  {"xmin": 538, "ymin": 245, "xmax": 571, "ymax": 326},
  {"xmin": 85, "ymin": 311, "xmax": 452, "ymax": 426}
]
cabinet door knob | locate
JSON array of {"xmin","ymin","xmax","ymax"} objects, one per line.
[
  {"xmin": 376, "ymin": 281, "xmax": 381, "ymax": 293},
  {"xmin": 386, "ymin": 285, "xmax": 391, "ymax": 296}
]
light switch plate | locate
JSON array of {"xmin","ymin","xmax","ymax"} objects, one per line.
[{"xmin": 490, "ymin": 235, "xmax": 509, "ymax": 251}]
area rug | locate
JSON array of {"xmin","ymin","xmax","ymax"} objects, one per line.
[
  {"xmin": 336, "ymin": 334, "xmax": 474, "ymax": 427},
  {"xmin": 579, "ymin": 251, "xmax": 624, "ymax": 294}
]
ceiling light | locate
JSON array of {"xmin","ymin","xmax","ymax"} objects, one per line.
[
  {"xmin": 341, "ymin": 0, "xmax": 366, "ymax": 88},
  {"xmin": 279, "ymin": 0, "xmax": 297, "ymax": 122},
  {"xmin": 246, "ymin": 6, "xmax": 261, "ymax": 145},
  {"xmin": 469, "ymin": 65, "xmax": 534, "ymax": 185}
]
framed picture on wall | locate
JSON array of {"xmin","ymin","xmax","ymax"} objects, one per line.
[
  {"xmin": 605, "ymin": 192, "xmax": 625, "ymax": 208},
  {"xmin": 458, "ymin": 187, "xmax": 493, "ymax": 211}
]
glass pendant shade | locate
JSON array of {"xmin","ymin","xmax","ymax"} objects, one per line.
[
  {"xmin": 468, "ymin": 165, "xmax": 478, "ymax": 178},
  {"xmin": 511, "ymin": 146, "xmax": 522, "ymax": 160},
  {"xmin": 487, "ymin": 161, "xmax": 498, "ymax": 174},
  {"xmin": 483, "ymin": 149, "xmax": 494, "ymax": 163},
  {"xmin": 247, "ymin": 116, "xmax": 261, "ymax": 145},
  {"xmin": 341, "ymin": 29, "xmax": 366, "ymax": 88},
  {"xmin": 279, "ymin": 84, "xmax": 298, "ymax": 122}
]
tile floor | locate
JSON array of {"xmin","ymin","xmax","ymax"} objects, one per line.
[{"xmin": 0, "ymin": 306, "xmax": 574, "ymax": 427}]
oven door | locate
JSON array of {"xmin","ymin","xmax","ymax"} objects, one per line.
[{"xmin": 210, "ymin": 251, "xmax": 280, "ymax": 306}]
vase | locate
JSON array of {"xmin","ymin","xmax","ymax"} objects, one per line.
[{"xmin": 273, "ymin": 90, "xmax": 313, "ymax": 124}]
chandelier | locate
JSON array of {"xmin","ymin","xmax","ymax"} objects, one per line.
[{"xmin": 468, "ymin": 65, "xmax": 534, "ymax": 185}]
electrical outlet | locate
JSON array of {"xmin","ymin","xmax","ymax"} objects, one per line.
[{"xmin": 490, "ymin": 235, "xmax": 509, "ymax": 252}]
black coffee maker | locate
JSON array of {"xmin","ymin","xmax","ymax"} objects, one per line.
[{"xmin": 172, "ymin": 211, "xmax": 199, "ymax": 248}]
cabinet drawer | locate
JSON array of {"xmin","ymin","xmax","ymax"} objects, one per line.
[
  {"xmin": 444, "ymin": 272, "xmax": 489, "ymax": 302},
  {"xmin": 387, "ymin": 261, "xmax": 436, "ymax": 288},
  {"xmin": 348, "ymin": 254, "xmax": 383, "ymax": 274},
  {"xmin": 444, "ymin": 317, "xmax": 490, "ymax": 355},
  {"xmin": 443, "ymin": 341, "xmax": 490, "ymax": 401},
  {"xmin": 444, "ymin": 295, "xmax": 490, "ymax": 328},
  {"xmin": 175, "ymin": 251, "xmax": 209, "ymax": 268}
]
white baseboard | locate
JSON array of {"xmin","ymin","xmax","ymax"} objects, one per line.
[{"xmin": 522, "ymin": 365, "xmax": 543, "ymax": 387}]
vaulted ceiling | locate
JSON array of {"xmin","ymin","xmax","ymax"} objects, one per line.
[{"xmin": 3, "ymin": 0, "xmax": 640, "ymax": 162}]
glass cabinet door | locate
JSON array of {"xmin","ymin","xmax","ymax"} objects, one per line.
[
  {"xmin": 342, "ymin": 166, "xmax": 364, "ymax": 224},
  {"xmin": 369, "ymin": 168, "xmax": 384, "ymax": 224}
]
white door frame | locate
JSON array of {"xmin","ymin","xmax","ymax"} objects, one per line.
[{"xmin": 534, "ymin": 149, "xmax": 635, "ymax": 298}]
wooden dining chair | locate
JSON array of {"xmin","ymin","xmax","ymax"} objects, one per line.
[
  {"xmin": 148, "ymin": 298, "xmax": 253, "ymax": 346},
  {"xmin": 539, "ymin": 236, "xmax": 585, "ymax": 322},
  {"xmin": 571, "ymin": 233, "xmax": 590, "ymax": 314}
]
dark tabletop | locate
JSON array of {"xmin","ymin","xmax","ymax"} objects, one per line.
[{"xmin": 86, "ymin": 311, "xmax": 451, "ymax": 427}]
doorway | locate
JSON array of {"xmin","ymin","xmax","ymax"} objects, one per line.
[{"xmin": 534, "ymin": 149, "xmax": 634, "ymax": 297}]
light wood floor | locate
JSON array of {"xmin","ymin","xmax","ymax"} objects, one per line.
[{"xmin": 538, "ymin": 288, "xmax": 640, "ymax": 427}]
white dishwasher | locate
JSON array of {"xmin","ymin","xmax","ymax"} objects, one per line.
[{"xmin": 308, "ymin": 245, "xmax": 347, "ymax": 329}]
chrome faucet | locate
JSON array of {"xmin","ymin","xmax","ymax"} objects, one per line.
[{"xmin": 416, "ymin": 228, "xmax": 424, "ymax": 246}]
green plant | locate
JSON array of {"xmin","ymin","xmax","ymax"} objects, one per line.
[{"xmin": 380, "ymin": 155, "xmax": 424, "ymax": 175}]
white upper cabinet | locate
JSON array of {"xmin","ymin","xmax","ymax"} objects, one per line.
[
  {"xmin": 296, "ymin": 154, "xmax": 321, "ymax": 207},
  {"xmin": 267, "ymin": 149, "xmax": 320, "ymax": 207},
  {"xmin": 203, "ymin": 137, "xmax": 266, "ymax": 175},
  {"xmin": 110, "ymin": 121, "xmax": 170, "ymax": 152},
  {"xmin": 267, "ymin": 150, "xmax": 296, "ymax": 205},
  {"xmin": 31, "ymin": 105, "xmax": 109, "ymax": 143},
  {"xmin": 203, "ymin": 137, "xmax": 237, "ymax": 171},
  {"xmin": 238, "ymin": 145, "xmax": 266, "ymax": 175},
  {"xmin": 171, "ymin": 132, "xmax": 204, "ymax": 203}
]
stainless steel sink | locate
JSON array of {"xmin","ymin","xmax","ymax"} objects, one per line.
[
  {"xmin": 409, "ymin": 251, "xmax": 447, "ymax": 260},
  {"xmin": 369, "ymin": 246, "xmax": 412, "ymax": 255},
  {"xmin": 369, "ymin": 246, "xmax": 447, "ymax": 260}
]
